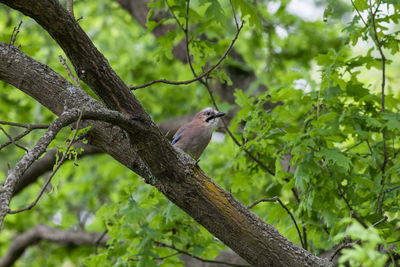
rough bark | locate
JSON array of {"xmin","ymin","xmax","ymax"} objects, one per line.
[
  {"xmin": 0, "ymin": 1, "xmax": 333, "ymax": 266},
  {"xmin": 0, "ymin": 225, "xmax": 108, "ymax": 267}
]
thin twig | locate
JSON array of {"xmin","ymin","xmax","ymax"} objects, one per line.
[
  {"xmin": 0, "ymin": 121, "xmax": 49, "ymax": 129},
  {"xmin": 337, "ymin": 185, "xmax": 367, "ymax": 228},
  {"xmin": 184, "ymin": 0, "xmax": 197, "ymax": 78},
  {"xmin": 129, "ymin": 22, "xmax": 244, "ymax": 90},
  {"xmin": 0, "ymin": 122, "xmax": 49, "ymax": 151},
  {"xmin": 94, "ymin": 229, "xmax": 108, "ymax": 254},
  {"xmin": 0, "ymin": 126, "xmax": 28, "ymax": 152},
  {"xmin": 9, "ymin": 21, "xmax": 23, "ymax": 47},
  {"xmin": 59, "ymin": 55, "xmax": 83, "ymax": 90},
  {"xmin": 384, "ymin": 185, "xmax": 400, "ymax": 194},
  {"xmin": 8, "ymin": 110, "xmax": 84, "ymax": 214},
  {"xmin": 248, "ymin": 196, "xmax": 305, "ymax": 249},
  {"xmin": 165, "ymin": 0, "xmax": 185, "ymax": 35},
  {"xmin": 154, "ymin": 241, "xmax": 250, "ymax": 267},
  {"xmin": 366, "ymin": 0, "xmax": 387, "ymax": 214},
  {"xmin": 229, "ymin": 0, "xmax": 239, "ymax": 29},
  {"xmin": 350, "ymin": 0, "xmax": 368, "ymax": 28}
]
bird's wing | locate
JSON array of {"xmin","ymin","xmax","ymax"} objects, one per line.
[{"xmin": 171, "ymin": 133, "xmax": 183, "ymax": 145}]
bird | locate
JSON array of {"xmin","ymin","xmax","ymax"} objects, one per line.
[{"xmin": 171, "ymin": 107, "xmax": 225, "ymax": 159}]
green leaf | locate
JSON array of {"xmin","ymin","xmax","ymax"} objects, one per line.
[{"xmin": 315, "ymin": 148, "xmax": 352, "ymax": 171}]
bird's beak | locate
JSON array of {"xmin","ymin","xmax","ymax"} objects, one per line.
[
  {"xmin": 205, "ymin": 111, "xmax": 225, "ymax": 122},
  {"xmin": 215, "ymin": 112, "xmax": 225, "ymax": 118}
]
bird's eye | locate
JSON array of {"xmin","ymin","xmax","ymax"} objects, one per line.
[{"xmin": 204, "ymin": 111, "xmax": 211, "ymax": 116}]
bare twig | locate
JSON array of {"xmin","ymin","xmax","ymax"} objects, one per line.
[
  {"xmin": 184, "ymin": 0, "xmax": 197, "ymax": 77},
  {"xmin": 165, "ymin": 0, "xmax": 185, "ymax": 33},
  {"xmin": 129, "ymin": 21, "xmax": 244, "ymax": 90},
  {"xmin": 154, "ymin": 241, "xmax": 250, "ymax": 267},
  {"xmin": 368, "ymin": 0, "xmax": 387, "ymax": 214},
  {"xmin": 0, "ymin": 121, "xmax": 49, "ymax": 129},
  {"xmin": 59, "ymin": 55, "xmax": 83, "ymax": 90},
  {"xmin": 229, "ymin": 0, "xmax": 239, "ymax": 29},
  {"xmin": 8, "ymin": 110, "xmax": 84, "ymax": 214},
  {"xmin": 94, "ymin": 229, "xmax": 108, "ymax": 254},
  {"xmin": 248, "ymin": 196, "xmax": 305, "ymax": 249},
  {"xmin": 384, "ymin": 185, "xmax": 400, "ymax": 194},
  {"xmin": 0, "ymin": 122, "xmax": 49, "ymax": 151},
  {"xmin": 350, "ymin": 0, "xmax": 368, "ymax": 28},
  {"xmin": 338, "ymin": 185, "xmax": 367, "ymax": 228},
  {"xmin": 9, "ymin": 21, "xmax": 23, "ymax": 47},
  {"xmin": 0, "ymin": 125, "xmax": 28, "ymax": 152}
]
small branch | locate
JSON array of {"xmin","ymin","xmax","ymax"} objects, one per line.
[
  {"xmin": 367, "ymin": 0, "xmax": 387, "ymax": 214},
  {"xmin": 384, "ymin": 185, "xmax": 400, "ymax": 194},
  {"xmin": 248, "ymin": 196, "xmax": 305, "ymax": 249},
  {"xmin": 337, "ymin": 185, "xmax": 367, "ymax": 228},
  {"xmin": 0, "ymin": 125, "xmax": 28, "ymax": 152},
  {"xmin": 165, "ymin": 0, "xmax": 185, "ymax": 35},
  {"xmin": 183, "ymin": 0, "xmax": 197, "ymax": 78},
  {"xmin": 350, "ymin": 0, "xmax": 368, "ymax": 28},
  {"xmin": 0, "ymin": 120, "xmax": 49, "ymax": 129},
  {"xmin": 372, "ymin": 215, "xmax": 388, "ymax": 227},
  {"xmin": 8, "ymin": 110, "xmax": 84, "ymax": 214},
  {"xmin": 94, "ymin": 229, "xmax": 108, "ymax": 254},
  {"xmin": 59, "ymin": 55, "xmax": 83, "ymax": 90},
  {"xmin": 129, "ymin": 22, "xmax": 244, "ymax": 90},
  {"xmin": 0, "ymin": 122, "xmax": 49, "ymax": 151},
  {"xmin": 229, "ymin": 0, "xmax": 239, "ymax": 29},
  {"xmin": 154, "ymin": 241, "xmax": 250, "ymax": 267},
  {"xmin": 8, "ymin": 21, "xmax": 23, "ymax": 47}
]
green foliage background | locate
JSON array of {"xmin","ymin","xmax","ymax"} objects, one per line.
[{"xmin": 0, "ymin": 0, "xmax": 400, "ymax": 266}]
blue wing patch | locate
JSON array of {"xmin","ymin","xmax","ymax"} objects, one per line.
[{"xmin": 171, "ymin": 133, "xmax": 182, "ymax": 145}]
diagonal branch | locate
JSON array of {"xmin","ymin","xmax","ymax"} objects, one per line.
[
  {"xmin": 154, "ymin": 241, "xmax": 250, "ymax": 267},
  {"xmin": 0, "ymin": 125, "xmax": 28, "ymax": 152}
]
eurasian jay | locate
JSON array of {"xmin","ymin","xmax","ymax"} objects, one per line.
[{"xmin": 172, "ymin": 107, "xmax": 225, "ymax": 159}]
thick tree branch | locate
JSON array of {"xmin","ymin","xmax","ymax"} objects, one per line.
[{"xmin": 0, "ymin": 224, "xmax": 109, "ymax": 267}]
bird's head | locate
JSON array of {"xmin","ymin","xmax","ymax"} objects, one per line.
[{"xmin": 194, "ymin": 107, "xmax": 225, "ymax": 129}]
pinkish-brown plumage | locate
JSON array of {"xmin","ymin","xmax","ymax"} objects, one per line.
[{"xmin": 172, "ymin": 107, "xmax": 225, "ymax": 159}]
